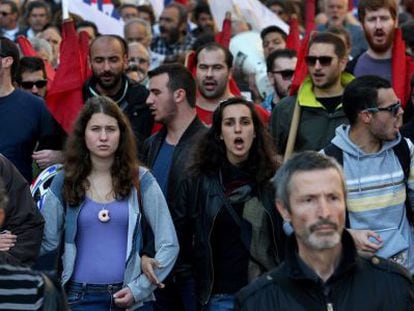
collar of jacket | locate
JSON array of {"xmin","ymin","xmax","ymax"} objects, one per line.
[
  {"xmin": 297, "ymin": 72, "xmax": 355, "ymax": 109},
  {"xmin": 85, "ymin": 74, "xmax": 129, "ymax": 104},
  {"xmin": 284, "ymin": 229, "xmax": 358, "ymax": 283}
]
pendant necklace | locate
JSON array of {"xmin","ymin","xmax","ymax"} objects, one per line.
[{"xmin": 90, "ymin": 178, "xmax": 112, "ymax": 223}]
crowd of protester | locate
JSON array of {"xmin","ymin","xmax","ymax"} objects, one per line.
[{"xmin": 0, "ymin": 0, "xmax": 414, "ymax": 310}]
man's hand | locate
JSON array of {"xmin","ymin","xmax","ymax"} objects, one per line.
[
  {"xmin": 0, "ymin": 230, "xmax": 17, "ymax": 251},
  {"xmin": 114, "ymin": 287, "xmax": 135, "ymax": 308},
  {"xmin": 347, "ymin": 229, "xmax": 383, "ymax": 257},
  {"xmin": 32, "ymin": 150, "xmax": 63, "ymax": 169},
  {"xmin": 141, "ymin": 254, "xmax": 165, "ymax": 288}
]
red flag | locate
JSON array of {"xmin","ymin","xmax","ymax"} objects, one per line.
[
  {"xmin": 46, "ymin": 20, "xmax": 88, "ymax": 133},
  {"xmin": 16, "ymin": 36, "xmax": 55, "ymax": 87},
  {"xmin": 305, "ymin": 0, "xmax": 316, "ymax": 35},
  {"xmin": 392, "ymin": 28, "xmax": 408, "ymax": 107},
  {"xmin": 286, "ymin": 17, "xmax": 301, "ymax": 51},
  {"xmin": 214, "ymin": 14, "xmax": 231, "ymax": 48},
  {"xmin": 289, "ymin": 34, "xmax": 311, "ymax": 96}
]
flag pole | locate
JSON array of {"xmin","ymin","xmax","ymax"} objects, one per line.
[{"xmin": 62, "ymin": 0, "xmax": 69, "ymax": 20}]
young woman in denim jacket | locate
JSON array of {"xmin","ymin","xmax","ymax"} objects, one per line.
[{"xmin": 40, "ymin": 96, "xmax": 179, "ymax": 310}]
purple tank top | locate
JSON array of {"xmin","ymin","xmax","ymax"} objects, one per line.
[{"xmin": 72, "ymin": 197, "xmax": 129, "ymax": 284}]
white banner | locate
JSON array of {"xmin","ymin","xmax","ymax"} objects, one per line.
[
  {"xmin": 209, "ymin": 0, "xmax": 289, "ymax": 34},
  {"xmin": 67, "ymin": 0, "xmax": 124, "ymax": 36}
]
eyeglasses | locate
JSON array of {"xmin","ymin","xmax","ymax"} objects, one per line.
[
  {"xmin": 305, "ymin": 56, "xmax": 336, "ymax": 67},
  {"xmin": 271, "ymin": 69, "xmax": 295, "ymax": 80},
  {"xmin": 20, "ymin": 80, "xmax": 47, "ymax": 89},
  {"xmin": 0, "ymin": 11, "xmax": 11, "ymax": 17},
  {"xmin": 364, "ymin": 101, "xmax": 402, "ymax": 117},
  {"xmin": 128, "ymin": 57, "xmax": 149, "ymax": 65}
]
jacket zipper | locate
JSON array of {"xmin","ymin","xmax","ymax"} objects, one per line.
[
  {"xmin": 326, "ymin": 303, "xmax": 334, "ymax": 311},
  {"xmin": 263, "ymin": 208, "xmax": 280, "ymax": 263}
]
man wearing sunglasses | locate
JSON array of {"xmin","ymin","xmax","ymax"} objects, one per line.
[
  {"xmin": 322, "ymin": 75, "xmax": 414, "ymax": 275},
  {"xmin": 270, "ymin": 32, "xmax": 354, "ymax": 156},
  {"xmin": 263, "ymin": 49, "xmax": 297, "ymax": 112},
  {"xmin": 0, "ymin": 0, "xmax": 22, "ymax": 41}
]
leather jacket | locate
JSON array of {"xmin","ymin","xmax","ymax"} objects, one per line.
[{"xmin": 176, "ymin": 171, "xmax": 285, "ymax": 305}]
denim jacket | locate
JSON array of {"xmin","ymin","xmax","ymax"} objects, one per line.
[{"xmin": 40, "ymin": 167, "xmax": 179, "ymax": 310}]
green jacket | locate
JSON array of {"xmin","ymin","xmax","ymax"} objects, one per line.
[{"xmin": 270, "ymin": 72, "xmax": 354, "ymax": 154}]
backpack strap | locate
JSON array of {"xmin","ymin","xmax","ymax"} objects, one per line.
[
  {"xmin": 323, "ymin": 143, "xmax": 343, "ymax": 166},
  {"xmin": 393, "ymin": 138, "xmax": 413, "ymax": 225}
]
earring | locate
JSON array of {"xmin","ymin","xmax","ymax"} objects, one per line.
[{"xmin": 283, "ymin": 219, "xmax": 294, "ymax": 236}]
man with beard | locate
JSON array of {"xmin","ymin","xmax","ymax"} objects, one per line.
[
  {"xmin": 347, "ymin": 0, "xmax": 397, "ymax": 82},
  {"xmin": 322, "ymin": 75, "xmax": 414, "ymax": 275},
  {"xmin": 83, "ymin": 35, "xmax": 153, "ymax": 154},
  {"xmin": 236, "ymin": 151, "xmax": 414, "ymax": 310},
  {"xmin": 17, "ymin": 1, "xmax": 50, "ymax": 39},
  {"xmin": 263, "ymin": 49, "xmax": 297, "ymax": 112},
  {"xmin": 270, "ymin": 32, "xmax": 353, "ymax": 156},
  {"xmin": 194, "ymin": 42, "xmax": 235, "ymax": 125},
  {"xmin": 151, "ymin": 2, "xmax": 195, "ymax": 63}
]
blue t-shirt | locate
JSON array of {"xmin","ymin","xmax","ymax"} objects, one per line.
[
  {"xmin": 353, "ymin": 52, "xmax": 392, "ymax": 82},
  {"xmin": 152, "ymin": 140, "xmax": 175, "ymax": 196},
  {"xmin": 0, "ymin": 89, "xmax": 55, "ymax": 182}
]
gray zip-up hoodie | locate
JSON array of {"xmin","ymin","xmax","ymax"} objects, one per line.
[{"xmin": 323, "ymin": 125, "xmax": 414, "ymax": 274}]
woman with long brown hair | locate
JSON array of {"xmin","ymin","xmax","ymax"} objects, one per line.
[{"xmin": 40, "ymin": 96, "xmax": 178, "ymax": 310}]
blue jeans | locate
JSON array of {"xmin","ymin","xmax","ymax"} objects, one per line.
[
  {"xmin": 67, "ymin": 282, "xmax": 154, "ymax": 311},
  {"xmin": 154, "ymin": 277, "xmax": 198, "ymax": 311},
  {"xmin": 204, "ymin": 293, "xmax": 235, "ymax": 311}
]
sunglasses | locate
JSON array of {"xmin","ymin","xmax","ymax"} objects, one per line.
[
  {"xmin": 364, "ymin": 101, "xmax": 402, "ymax": 117},
  {"xmin": 0, "ymin": 11, "xmax": 11, "ymax": 17},
  {"xmin": 305, "ymin": 56, "xmax": 336, "ymax": 67},
  {"xmin": 21, "ymin": 80, "xmax": 47, "ymax": 89},
  {"xmin": 271, "ymin": 70, "xmax": 295, "ymax": 80}
]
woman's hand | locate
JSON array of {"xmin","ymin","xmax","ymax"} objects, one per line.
[
  {"xmin": 141, "ymin": 254, "xmax": 165, "ymax": 288},
  {"xmin": 114, "ymin": 287, "xmax": 135, "ymax": 308},
  {"xmin": 347, "ymin": 228, "xmax": 383, "ymax": 257}
]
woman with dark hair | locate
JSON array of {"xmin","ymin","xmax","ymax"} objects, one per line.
[
  {"xmin": 174, "ymin": 97, "xmax": 284, "ymax": 310},
  {"xmin": 40, "ymin": 96, "xmax": 179, "ymax": 310}
]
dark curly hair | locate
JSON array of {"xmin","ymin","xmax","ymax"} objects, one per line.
[
  {"xmin": 63, "ymin": 96, "xmax": 140, "ymax": 206},
  {"xmin": 189, "ymin": 97, "xmax": 278, "ymax": 185}
]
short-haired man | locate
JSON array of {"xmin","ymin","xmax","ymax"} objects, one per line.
[
  {"xmin": 192, "ymin": 2, "xmax": 215, "ymax": 38},
  {"xmin": 194, "ymin": 42, "xmax": 235, "ymax": 125},
  {"xmin": 16, "ymin": 56, "xmax": 65, "ymax": 169},
  {"xmin": 260, "ymin": 25, "xmax": 287, "ymax": 59},
  {"xmin": 263, "ymin": 49, "xmax": 297, "ymax": 112},
  {"xmin": 0, "ymin": 37, "xmax": 56, "ymax": 182},
  {"xmin": 126, "ymin": 41, "xmax": 150, "ymax": 85},
  {"xmin": 83, "ymin": 35, "xmax": 153, "ymax": 154},
  {"xmin": 322, "ymin": 75, "xmax": 414, "ymax": 274},
  {"xmin": 0, "ymin": 0, "xmax": 22, "ymax": 41},
  {"xmin": 317, "ymin": 0, "xmax": 368, "ymax": 58},
  {"xmin": 17, "ymin": 0, "xmax": 50, "ymax": 39},
  {"xmin": 347, "ymin": 0, "xmax": 397, "ymax": 81},
  {"xmin": 237, "ymin": 151, "xmax": 414, "ymax": 310},
  {"xmin": 270, "ymin": 32, "xmax": 353, "ymax": 155},
  {"xmin": 142, "ymin": 63, "xmax": 206, "ymax": 311},
  {"xmin": 118, "ymin": 3, "xmax": 139, "ymax": 22},
  {"xmin": 150, "ymin": 2, "xmax": 195, "ymax": 63}
]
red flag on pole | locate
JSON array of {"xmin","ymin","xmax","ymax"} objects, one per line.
[
  {"xmin": 289, "ymin": 34, "xmax": 311, "ymax": 96},
  {"xmin": 392, "ymin": 28, "xmax": 407, "ymax": 107},
  {"xmin": 286, "ymin": 17, "xmax": 301, "ymax": 51},
  {"xmin": 305, "ymin": 0, "xmax": 316, "ymax": 35},
  {"xmin": 46, "ymin": 19, "xmax": 89, "ymax": 133}
]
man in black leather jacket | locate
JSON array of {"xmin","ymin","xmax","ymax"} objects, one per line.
[
  {"xmin": 236, "ymin": 151, "xmax": 414, "ymax": 310},
  {"xmin": 141, "ymin": 64, "xmax": 206, "ymax": 311}
]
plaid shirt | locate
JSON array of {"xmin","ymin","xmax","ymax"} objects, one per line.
[{"xmin": 151, "ymin": 34, "xmax": 196, "ymax": 60}]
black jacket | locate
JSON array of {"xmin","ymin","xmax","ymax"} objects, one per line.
[
  {"xmin": 0, "ymin": 154, "xmax": 44, "ymax": 266},
  {"xmin": 237, "ymin": 231, "xmax": 414, "ymax": 311},
  {"xmin": 141, "ymin": 117, "xmax": 206, "ymax": 279},
  {"xmin": 176, "ymin": 171, "xmax": 285, "ymax": 305},
  {"xmin": 83, "ymin": 75, "xmax": 153, "ymax": 154}
]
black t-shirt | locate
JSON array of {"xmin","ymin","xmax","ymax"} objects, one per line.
[{"xmin": 317, "ymin": 95, "xmax": 343, "ymax": 114}]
